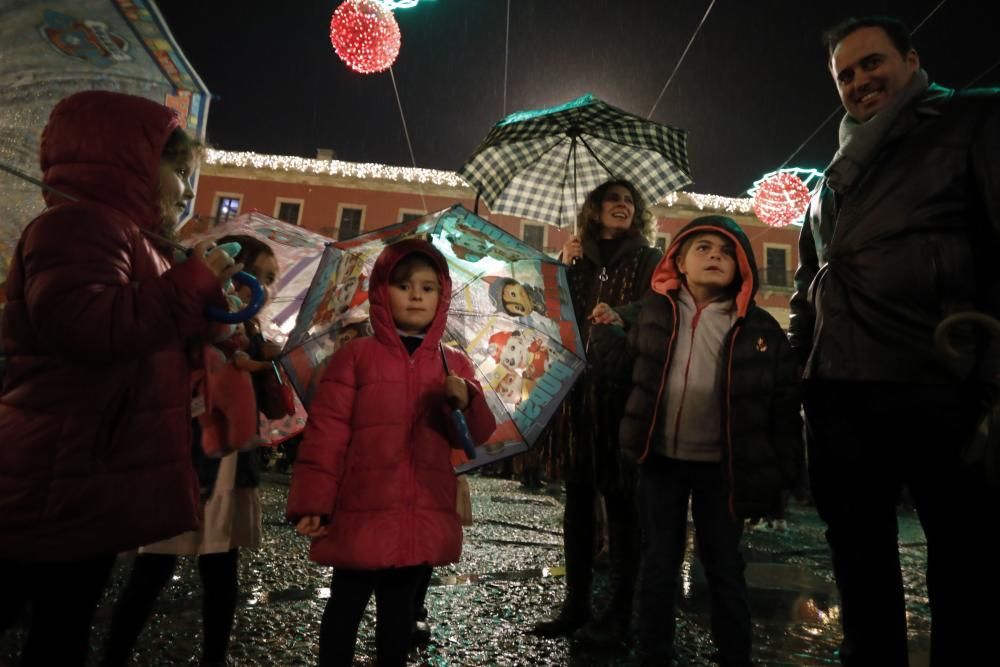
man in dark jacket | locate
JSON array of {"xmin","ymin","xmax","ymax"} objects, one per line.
[{"xmin": 789, "ymin": 16, "xmax": 1000, "ymax": 666}]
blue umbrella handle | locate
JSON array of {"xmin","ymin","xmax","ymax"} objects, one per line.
[
  {"xmin": 205, "ymin": 271, "xmax": 265, "ymax": 324},
  {"xmin": 451, "ymin": 409, "xmax": 478, "ymax": 460},
  {"xmin": 440, "ymin": 344, "xmax": 478, "ymax": 459}
]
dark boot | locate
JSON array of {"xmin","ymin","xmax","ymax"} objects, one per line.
[
  {"xmin": 531, "ymin": 601, "xmax": 589, "ymax": 637},
  {"xmin": 531, "ymin": 482, "xmax": 595, "ymax": 637},
  {"xmin": 576, "ymin": 480, "xmax": 640, "ymax": 646}
]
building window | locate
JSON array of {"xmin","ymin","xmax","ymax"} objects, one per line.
[
  {"xmin": 275, "ymin": 199, "xmax": 303, "ymax": 225},
  {"xmin": 338, "ymin": 206, "xmax": 364, "ymax": 240},
  {"xmin": 215, "ymin": 196, "xmax": 240, "ymax": 223},
  {"xmin": 522, "ymin": 222, "xmax": 545, "ymax": 251},
  {"xmin": 765, "ymin": 246, "xmax": 789, "ymax": 287},
  {"xmin": 655, "ymin": 234, "xmax": 671, "ymax": 253},
  {"xmin": 398, "ymin": 209, "xmax": 426, "ymax": 223}
]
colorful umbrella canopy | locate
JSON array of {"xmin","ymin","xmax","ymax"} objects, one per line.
[
  {"xmin": 184, "ymin": 212, "xmax": 336, "ymax": 446},
  {"xmin": 458, "ymin": 94, "xmax": 693, "ymax": 229},
  {"xmin": 0, "ymin": 0, "xmax": 210, "ymax": 289},
  {"xmin": 280, "ymin": 204, "xmax": 587, "ymax": 472},
  {"xmin": 185, "ymin": 211, "xmax": 336, "ymax": 344}
]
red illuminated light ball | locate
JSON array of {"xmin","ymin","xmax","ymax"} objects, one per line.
[
  {"xmin": 330, "ymin": 0, "xmax": 401, "ymax": 74},
  {"xmin": 752, "ymin": 172, "xmax": 811, "ymax": 227}
]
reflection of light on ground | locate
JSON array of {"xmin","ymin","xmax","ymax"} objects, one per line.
[{"xmin": 681, "ymin": 559, "xmax": 692, "ymax": 598}]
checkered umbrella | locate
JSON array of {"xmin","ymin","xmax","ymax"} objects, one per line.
[{"xmin": 459, "ymin": 94, "xmax": 692, "ymax": 228}]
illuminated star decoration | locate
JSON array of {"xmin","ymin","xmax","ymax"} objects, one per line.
[
  {"xmin": 748, "ymin": 168, "xmax": 823, "ymax": 227},
  {"xmin": 330, "ymin": 0, "xmax": 401, "ymax": 74}
]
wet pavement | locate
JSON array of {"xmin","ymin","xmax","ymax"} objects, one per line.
[{"xmin": 1, "ymin": 472, "xmax": 933, "ymax": 666}]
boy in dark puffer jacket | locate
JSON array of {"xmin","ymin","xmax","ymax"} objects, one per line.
[{"xmin": 592, "ymin": 215, "xmax": 802, "ymax": 666}]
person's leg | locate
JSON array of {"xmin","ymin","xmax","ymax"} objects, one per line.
[
  {"xmin": 410, "ymin": 565, "xmax": 432, "ymax": 645},
  {"xmin": 318, "ymin": 568, "xmax": 375, "ymax": 667},
  {"xmin": 898, "ymin": 384, "xmax": 989, "ymax": 667},
  {"xmin": 413, "ymin": 564, "xmax": 432, "ymax": 621},
  {"xmin": 532, "ymin": 480, "xmax": 595, "ymax": 635},
  {"xmin": 198, "ymin": 549, "xmax": 240, "ymax": 664},
  {"xmin": 805, "ymin": 380, "xmax": 908, "ymax": 666},
  {"xmin": 635, "ymin": 455, "xmax": 691, "ymax": 662},
  {"xmin": 373, "ymin": 566, "xmax": 426, "ymax": 667},
  {"xmin": 22, "ymin": 554, "xmax": 116, "ymax": 667},
  {"xmin": 576, "ymin": 464, "xmax": 640, "ymax": 644},
  {"xmin": 690, "ymin": 462, "xmax": 751, "ymax": 667},
  {"xmin": 102, "ymin": 554, "xmax": 179, "ymax": 666}
]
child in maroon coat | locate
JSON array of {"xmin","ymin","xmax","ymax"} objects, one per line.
[{"xmin": 287, "ymin": 239, "xmax": 495, "ymax": 667}]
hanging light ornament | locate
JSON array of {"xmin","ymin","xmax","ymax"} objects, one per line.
[
  {"xmin": 750, "ymin": 171, "xmax": 812, "ymax": 227},
  {"xmin": 330, "ymin": 0, "xmax": 401, "ymax": 74}
]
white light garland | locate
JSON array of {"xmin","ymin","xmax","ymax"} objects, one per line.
[
  {"xmin": 659, "ymin": 191, "xmax": 753, "ymax": 215},
  {"xmin": 204, "ymin": 149, "xmax": 754, "ymax": 214},
  {"xmin": 205, "ymin": 149, "xmax": 468, "ymax": 188}
]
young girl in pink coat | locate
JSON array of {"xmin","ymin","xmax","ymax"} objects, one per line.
[{"xmin": 287, "ymin": 239, "xmax": 495, "ymax": 667}]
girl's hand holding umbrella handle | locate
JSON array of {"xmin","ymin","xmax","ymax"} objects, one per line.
[
  {"xmin": 189, "ymin": 241, "xmax": 265, "ymax": 324},
  {"xmin": 445, "ymin": 374, "xmax": 477, "ymax": 460},
  {"xmin": 445, "ymin": 373, "xmax": 470, "ymax": 410},
  {"xmin": 440, "ymin": 346, "xmax": 478, "ymax": 460}
]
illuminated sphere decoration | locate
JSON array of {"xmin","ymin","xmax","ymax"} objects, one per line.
[
  {"xmin": 330, "ymin": 0, "xmax": 401, "ymax": 74},
  {"xmin": 751, "ymin": 172, "xmax": 811, "ymax": 227}
]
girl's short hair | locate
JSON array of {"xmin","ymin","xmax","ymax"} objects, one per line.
[
  {"xmin": 161, "ymin": 128, "xmax": 205, "ymax": 166},
  {"xmin": 389, "ymin": 252, "xmax": 440, "ymax": 286}
]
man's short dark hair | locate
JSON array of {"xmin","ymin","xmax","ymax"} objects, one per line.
[{"xmin": 823, "ymin": 16, "xmax": 913, "ymax": 58}]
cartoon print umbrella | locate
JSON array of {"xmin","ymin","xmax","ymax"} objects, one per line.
[
  {"xmin": 458, "ymin": 93, "xmax": 692, "ymax": 229},
  {"xmin": 0, "ymin": 0, "xmax": 211, "ymax": 288},
  {"xmin": 185, "ymin": 211, "xmax": 337, "ymax": 445},
  {"xmin": 279, "ymin": 204, "xmax": 587, "ymax": 472}
]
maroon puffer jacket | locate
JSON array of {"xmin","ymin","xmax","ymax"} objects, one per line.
[
  {"xmin": 286, "ymin": 239, "xmax": 496, "ymax": 569},
  {"xmin": 0, "ymin": 91, "xmax": 223, "ymax": 561}
]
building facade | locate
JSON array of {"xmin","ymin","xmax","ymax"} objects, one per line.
[{"xmin": 187, "ymin": 150, "xmax": 800, "ymax": 326}]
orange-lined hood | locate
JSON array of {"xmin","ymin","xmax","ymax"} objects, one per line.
[{"xmin": 650, "ymin": 215, "xmax": 759, "ymax": 318}]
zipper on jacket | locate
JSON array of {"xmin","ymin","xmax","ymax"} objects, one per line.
[
  {"xmin": 405, "ymin": 350, "xmax": 418, "ymax": 563},
  {"xmin": 584, "ymin": 266, "xmax": 609, "ymax": 356},
  {"xmin": 669, "ymin": 303, "xmax": 708, "ymax": 456},
  {"xmin": 640, "ymin": 295, "xmax": 679, "ymax": 462},
  {"xmin": 722, "ymin": 324, "xmax": 742, "ymax": 521}
]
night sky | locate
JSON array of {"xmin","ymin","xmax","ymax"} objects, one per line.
[{"xmin": 155, "ymin": 0, "xmax": 999, "ymax": 197}]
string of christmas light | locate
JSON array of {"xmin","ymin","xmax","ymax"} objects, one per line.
[
  {"xmin": 378, "ymin": 0, "xmax": 422, "ymax": 8},
  {"xmin": 204, "ymin": 149, "xmax": 754, "ymax": 215},
  {"xmin": 660, "ymin": 191, "xmax": 753, "ymax": 215},
  {"xmin": 204, "ymin": 149, "xmax": 468, "ymax": 187},
  {"xmin": 330, "ymin": 0, "xmax": 401, "ymax": 74}
]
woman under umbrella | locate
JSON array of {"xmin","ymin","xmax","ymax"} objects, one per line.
[{"xmin": 532, "ymin": 180, "xmax": 661, "ymax": 645}]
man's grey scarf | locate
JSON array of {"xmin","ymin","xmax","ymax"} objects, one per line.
[{"xmin": 825, "ymin": 69, "xmax": 929, "ymax": 194}]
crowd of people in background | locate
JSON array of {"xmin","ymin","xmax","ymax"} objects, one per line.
[{"xmin": 1, "ymin": 13, "xmax": 998, "ymax": 667}]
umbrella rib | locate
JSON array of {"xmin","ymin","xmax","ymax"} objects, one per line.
[
  {"xmin": 578, "ymin": 135, "xmax": 616, "ymax": 178},
  {"xmin": 559, "ymin": 137, "xmax": 577, "ymax": 229}
]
